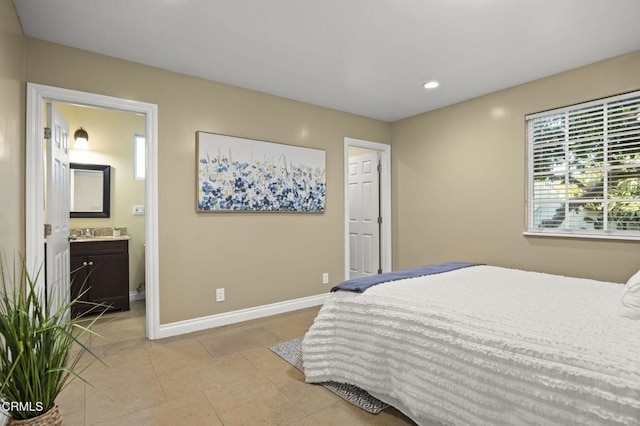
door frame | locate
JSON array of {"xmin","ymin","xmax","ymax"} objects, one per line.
[
  {"xmin": 343, "ymin": 137, "xmax": 392, "ymax": 280},
  {"xmin": 26, "ymin": 83, "xmax": 161, "ymax": 339}
]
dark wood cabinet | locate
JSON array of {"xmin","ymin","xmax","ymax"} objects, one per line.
[{"xmin": 70, "ymin": 239, "xmax": 130, "ymax": 317}]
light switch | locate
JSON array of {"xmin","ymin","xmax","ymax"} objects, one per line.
[{"xmin": 133, "ymin": 205, "xmax": 145, "ymax": 215}]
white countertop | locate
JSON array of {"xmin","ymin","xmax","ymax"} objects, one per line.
[{"xmin": 70, "ymin": 236, "xmax": 130, "ymax": 243}]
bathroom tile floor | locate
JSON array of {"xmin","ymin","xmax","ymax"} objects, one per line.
[{"xmin": 57, "ymin": 301, "xmax": 417, "ymax": 425}]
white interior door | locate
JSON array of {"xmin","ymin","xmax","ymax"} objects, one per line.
[
  {"xmin": 45, "ymin": 103, "xmax": 71, "ymax": 316},
  {"xmin": 348, "ymin": 152, "xmax": 380, "ymax": 279}
]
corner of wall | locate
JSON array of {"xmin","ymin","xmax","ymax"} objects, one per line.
[{"xmin": 0, "ymin": 0, "xmax": 27, "ymax": 256}]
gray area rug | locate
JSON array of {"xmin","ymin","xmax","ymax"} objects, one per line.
[{"xmin": 269, "ymin": 337, "xmax": 389, "ymax": 414}]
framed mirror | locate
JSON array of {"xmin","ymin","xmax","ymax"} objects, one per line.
[{"xmin": 70, "ymin": 163, "xmax": 111, "ymax": 218}]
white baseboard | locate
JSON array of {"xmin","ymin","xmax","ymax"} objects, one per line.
[
  {"xmin": 129, "ymin": 291, "xmax": 146, "ymax": 301},
  {"xmin": 154, "ymin": 293, "xmax": 329, "ymax": 340}
]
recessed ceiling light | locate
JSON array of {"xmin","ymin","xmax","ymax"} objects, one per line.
[{"xmin": 422, "ymin": 81, "xmax": 439, "ymax": 89}]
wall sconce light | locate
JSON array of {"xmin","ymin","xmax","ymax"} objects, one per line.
[{"xmin": 73, "ymin": 127, "xmax": 89, "ymax": 150}]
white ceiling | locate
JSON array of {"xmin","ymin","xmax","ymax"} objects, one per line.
[{"xmin": 13, "ymin": 0, "xmax": 640, "ymax": 122}]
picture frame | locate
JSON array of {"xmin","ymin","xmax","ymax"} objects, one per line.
[{"xmin": 196, "ymin": 132, "xmax": 326, "ymax": 213}]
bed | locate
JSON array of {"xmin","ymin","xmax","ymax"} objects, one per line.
[{"xmin": 302, "ymin": 263, "xmax": 640, "ymax": 425}]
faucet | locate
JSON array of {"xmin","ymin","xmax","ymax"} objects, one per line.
[{"xmin": 84, "ymin": 228, "xmax": 92, "ymax": 237}]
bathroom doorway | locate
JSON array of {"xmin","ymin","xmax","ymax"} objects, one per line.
[
  {"xmin": 25, "ymin": 83, "xmax": 160, "ymax": 339},
  {"xmin": 55, "ymin": 103, "xmax": 147, "ymax": 314}
]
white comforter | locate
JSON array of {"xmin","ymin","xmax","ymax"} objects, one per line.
[{"xmin": 302, "ymin": 266, "xmax": 640, "ymax": 425}]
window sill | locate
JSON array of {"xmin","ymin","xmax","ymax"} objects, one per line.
[{"xmin": 523, "ymin": 231, "xmax": 640, "ymax": 242}]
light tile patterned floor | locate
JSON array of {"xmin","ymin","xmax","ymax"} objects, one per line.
[{"xmin": 58, "ymin": 301, "xmax": 417, "ymax": 425}]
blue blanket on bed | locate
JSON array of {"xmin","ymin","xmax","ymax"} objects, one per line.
[{"xmin": 331, "ymin": 262, "xmax": 480, "ymax": 293}]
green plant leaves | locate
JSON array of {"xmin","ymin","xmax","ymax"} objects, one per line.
[{"xmin": 0, "ymin": 256, "xmax": 106, "ymax": 420}]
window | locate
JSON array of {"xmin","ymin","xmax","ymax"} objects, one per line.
[
  {"xmin": 134, "ymin": 134, "xmax": 146, "ymax": 180},
  {"xmin": 526, "ymin": 91, "xmax": 640, "ymax": 239}
]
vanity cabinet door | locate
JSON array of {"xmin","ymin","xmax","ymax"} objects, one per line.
[
  {"xmin": 86, "ymin": 253, "xmax": 129, "ymax": 311},
  {"xmin": 70, "ymin": 255, "xmax": 91, "ymax": 317},
  {"xmin": 70, "ymin": 240, "xmax": 130, "ymax": 317}
]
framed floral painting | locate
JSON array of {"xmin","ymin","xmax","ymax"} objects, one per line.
[{"xmin": 196, "ymin": 132, "xmax": 326, "ymax": 212}]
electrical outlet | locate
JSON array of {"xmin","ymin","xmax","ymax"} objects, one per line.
[
  {"xmin": 216, "ymin": 288, "xmax": 225, "ymax": 302},
  {"xmin": 322, "ymin": 272, "xmax": 329, "ymax": 285}
]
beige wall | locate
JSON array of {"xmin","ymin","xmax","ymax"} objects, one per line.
[
  {"xmin": 24, "ymin": 38, "xmax": 391, "ymax": 324},
  {"xmin": 55, "ymin": 103, "xmax": 146, "ymax": 293},
  {"xmin": 0, "ymin": 0, "xmax": 25, "ymax": 257},
  {"xmin": 348, "ymin": 147, "xmax": 376, "ymax": 156},
  {"xmin": 391, "ymin": 51, "xmax": 640, "ymax": 283}
]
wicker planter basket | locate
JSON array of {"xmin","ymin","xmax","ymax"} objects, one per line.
[{"xmin": 6, "ymin": 404, "xmax": 62, "ymax": 426}]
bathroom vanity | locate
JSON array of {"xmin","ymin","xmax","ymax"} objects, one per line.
[{"xmin": 70, "ymin": 237, "xmax": 130, "ymax": 317}]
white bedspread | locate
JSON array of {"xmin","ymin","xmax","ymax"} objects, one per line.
[{"xmin": 302, "ymin": 266, "xmax": 640, "ymax": 425}]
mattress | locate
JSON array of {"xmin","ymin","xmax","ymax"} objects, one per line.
[{"xmin": 302, "ymin": 265, "xmax": 640, "ymax": 425}]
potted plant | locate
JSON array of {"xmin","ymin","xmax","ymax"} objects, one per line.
[
  {"xmin": 112, "ymin": 227, "xmax": 121, "ymax": 237},
  {"xmin": 0, "ymin": 257, "xmax": 105, "ymax": 425}
]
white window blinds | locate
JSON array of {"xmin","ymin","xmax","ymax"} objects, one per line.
[{"xmin": 526, "ymin": 91, "xmax": 640, "ymax": 239}]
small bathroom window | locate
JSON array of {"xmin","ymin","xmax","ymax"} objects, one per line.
[{"xmin": 134, "ymin": 134, "xmax": 146, "ymax": 180}]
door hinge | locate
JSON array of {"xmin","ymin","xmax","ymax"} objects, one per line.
[
  {"xmin": 44, "ymin": 223, "xmax": 52, "ymax": 238},
  {"xmin": 44, "ymin": 127, "xmax": 51, "ymax": 140},
  {"xmin": 377, "ymin": 217, "xmax": 382, "ymax": 224},
  {"xmin": 377, "ymin": 162, "xmax": 381, "ymax": 173}
]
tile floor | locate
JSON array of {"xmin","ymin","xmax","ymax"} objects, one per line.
[{"xmin": 58, "ymin": 301, "xmax": 417, "ymax": 425}]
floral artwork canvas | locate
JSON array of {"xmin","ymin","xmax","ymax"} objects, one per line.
[{"xmin": 196, "ymin": 132, "xmax": 326, "ymax": 212}]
